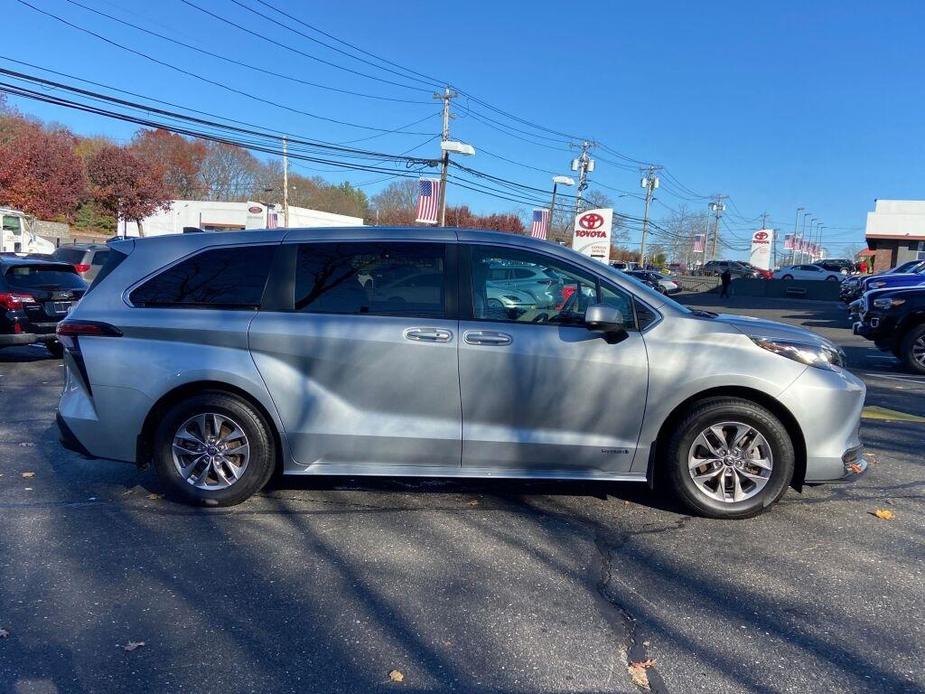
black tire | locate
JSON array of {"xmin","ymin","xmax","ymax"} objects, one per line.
[
  {"xmin": 825, "ymin": 275, "xmax": 840, "ymax": 282},
  {"xmin": 662, "ymin": 397, "xmax": 795, "ymax": 519},
  {"xmin": 900, "ymin": 324, "xmax": 925, "ymax": 375},
  {"xmin": 153, "ymin": 392, "xmax": 276, "ymax": 506},
  {"xmin": 782, "ymin": 274, "xmax": 793, "ymax": 280},
  {"xmin": 46, "ymin": 340, "xmax": 64, "ymax": 358}
]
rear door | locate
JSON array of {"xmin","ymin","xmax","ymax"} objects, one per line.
[
  {"xmin": 248, "ymin": 235, "xmax": 462, "ymax": 471},
  {"xmin": 457, "ymin": 243, "xmax": 649, "ymax": 476}
]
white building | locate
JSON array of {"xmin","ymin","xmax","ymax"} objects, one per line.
[
  {"xmin": 121, "ymin": 200, "xmax": 364, "ymax": 237},
  {"xmin": 865, "ymin": 199, "xmax": 925, "ymax": 271}
]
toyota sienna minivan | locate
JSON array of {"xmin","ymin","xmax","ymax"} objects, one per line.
[{"xmin": 56, "ymin": 228, "xmax": 867, "ymax": 518}]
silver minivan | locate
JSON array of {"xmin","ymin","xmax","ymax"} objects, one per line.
[{"xmin": 56, "ymin": 228, "xmax": 867, "ymax": 518}]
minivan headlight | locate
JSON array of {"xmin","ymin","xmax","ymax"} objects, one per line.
[
  {"xmin": 872, "ymin": 297, "xmax": 906, "ymax": 310},
  {"xmin": 750, "ymin": 337, "xmax": 846, "ymax": 370}
]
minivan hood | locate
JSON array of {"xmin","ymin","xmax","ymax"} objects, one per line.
[{"xmin": 713, "ymin": 313, "xmax": 832, "ymax": 347}]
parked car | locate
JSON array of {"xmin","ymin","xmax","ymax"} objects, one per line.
[
  {"xmin": 57, "ymin": 229, "xmax": 867, "ymax": 518},
  {"xmin": 609, "ymin": 261, "xmax": 639, "ymax": 272},
  {"xmin": 858, "ymin": 267, "xmax": 925, "ymax": 295},
  {"xmin": 739, "ymin": 261, "xmax": 773, "ymax": 280},
  {"xmin": 487, "ymin": 262, "xmax": 563, "ymax": 308},
  {"xmin": 628, "ymin": 270, "xmax": 681, "ymax": 295},
  {"xmin": 773, "ymin": 264, "xmax": 844, "ymax": 282},
  {"xmin": 853, "ymin": 286, "xmax": 925, "ymax": 374},
  {"xmin": 51, "ymin": 243, "xmax": 112, "ymax": 282},
  {"xmin": 815, "ymin": 258, "xmax": 856, "ymax": 274},
  {"xmin": 700, "ymin": 260, "xmax": 760, "ymax": 279},
  {"xmin": 667, "ymin": 262, "xmax": 688, "ymax": 275},
  {"xmin": 0, "ymin": 256, "xmax": 87, "ymax": 357},
  {"xmin": 841, "ymin": 259, "xmax": 925, "ymax": 303}
]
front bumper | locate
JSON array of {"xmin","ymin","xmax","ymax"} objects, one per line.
[{"xmin": 778, "ymin": 366, "xmax": 867, "ymax": 483}]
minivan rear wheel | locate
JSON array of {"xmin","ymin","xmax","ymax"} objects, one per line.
[
  {"xmin": 663, "ymin": 398, "xmax": 794, "ymax": 519},
  {"xmin": 153, "ymin": 393, "xmax": 275, "ymax": 506}
]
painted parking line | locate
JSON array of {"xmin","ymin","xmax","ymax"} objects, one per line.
[
  {"xmin": 862, "ymin": 372, "xmax": 925, "ymax": 385},
  {"xmin": 861, "ymin": 405, "xmax": 925, "ymax": 423}
]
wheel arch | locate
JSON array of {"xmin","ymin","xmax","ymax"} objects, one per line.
[
  {"xmin": 137, "ymin": 380, "xmax": 285, "ymax": 472},
  {"xmin": 651, "ymin": 385, "xmax": 807, "ymax": 490}
]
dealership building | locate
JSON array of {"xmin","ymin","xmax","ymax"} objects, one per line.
[
  {"xmin": 865, "ymin": 199, "xmax": 925, "ymax": 272},
  {"xmin": 121, "ymin": 200, "xmax": 364, "ymax": 237}
]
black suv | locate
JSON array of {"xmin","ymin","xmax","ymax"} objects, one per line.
[
  {"xmin": 51, "ymin": 243, "xmax": 111, "ymax": 282},
  {"xmin": 700, "ymin": 260, "xmax": 759, "ymax": 278},
  {"xmin": 0, "ymin": 257, "xmax": 88, "ymax": 357},
  {"xmin": 854, "ymin": 286, "xmax": 925, "ymax": 374}
]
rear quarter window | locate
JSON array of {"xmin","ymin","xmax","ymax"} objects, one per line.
[{"xmin": 130, "ymin": 245, "xmax": 275, "ymax": 309}]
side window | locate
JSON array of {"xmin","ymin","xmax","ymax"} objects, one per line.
[
  {"xmin": 90, "ymin": 251, "xmax": 110, "ymax": 267},
  {"xmin": 130, "ymin": 245, "xmax": 274, "ymax": 309},
  {"xmin": 294, "ymin": 242, "xmax": 445, "ymax": 318},
  {"xmin": 471, "ymin": 246, "xmax": 596, "ymax": 325}
]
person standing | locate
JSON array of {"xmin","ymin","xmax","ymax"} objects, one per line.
[{"xmin": 720, "ymin": 267, "xmax": 732, "ymax": 299}]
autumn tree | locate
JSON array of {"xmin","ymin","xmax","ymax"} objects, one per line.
[
  {"xmin": 446, "ymin": 205, "xmax": 525, "ymax": 233},
  {"xmin": 368, "ymin": 179, "xmax": 418, "ymax": 225},
  {"xmin": 197, "ymin": 141, "xmax": 262, "ymax": 200},
  {"xmin": 0, "ymin": 120, "xmax": 86, "ymax": 220},
  {"xmin": 130, "ymin": 129, "xmax": 206, "ymax": 198},
  {"xmin": 86, "ymin": 145, "xmax": 172, "ymax": 236}
]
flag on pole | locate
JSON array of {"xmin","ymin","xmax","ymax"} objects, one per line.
[
  {"xmin": 530, "ymin": 208, "xmax": 550, "ymax": 239},
  {"xmin": 784, "ymin": 234, "xmax": 793, "ymax": 250},
  {"xmin": 415, "ymin": 178, "xmax": 441, "ymax": 224},
  {"xmin": 692, "ymin": 233, "xmax": 706, "ymax": 253}
]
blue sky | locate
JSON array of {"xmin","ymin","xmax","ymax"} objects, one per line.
[{"xmin": 4, "ymin": 0, "xmax": 924, "ymax": 256}]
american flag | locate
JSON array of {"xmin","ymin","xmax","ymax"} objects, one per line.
[
  {"xmin": 784, "ymin": 234, "xmax": 793, "ymax": 250},
  {"xmin": 415, "ymin": 178, "xmax": 441, "ymax": 224},
  {"xmin": 692, "ymin": 233, "xmax": 706, "ymax": 253},
  {"xmin": 530, "ymin": 208, "xmax": 550, "ymax": 239}
]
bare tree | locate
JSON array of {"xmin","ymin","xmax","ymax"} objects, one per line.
[{"xmin": 369, "ymin": 179, "xmax": 418, "ymax": 225}]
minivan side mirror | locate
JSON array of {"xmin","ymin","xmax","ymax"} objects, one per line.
[{"xmin": 584, "ymin": 303, "xmax": 627, "ymax": 339}]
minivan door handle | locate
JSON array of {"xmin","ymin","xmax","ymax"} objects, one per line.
[
  {"xmin": 464, "ymin": 330, "xmax": 513, "ymax": 346},
  {"xmin": 403, "ymin": 327, "xmax": 453, "ymax": 343}
]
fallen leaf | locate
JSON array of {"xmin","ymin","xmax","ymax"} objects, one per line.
[
  {"xmin": 848, "ymin": 463, "xmax": 864, "ymax": 475},
  {"xmin": 388, "ymin": 670, "xmax": 404, "ymax": 683},
  {"xmin": 467, "ymin": 499, "xmax": 479, "ymax": 507},
  {"xmin": 21, "ymin": 472, "xmax": 35, "ymax": 479},
  {"xmin": 871, "ymin": 509, "xmax": 895, "ymax": 521},
  {"xmin": 146, "ymin": 494, "xmax": 162, "ymax": 501},
  {"xmin": 121, "ymin": 641, "xmax": 145, "ymax": 652},
  {"xmin": 0, "ymin": 628, "xmax": 9, "ymax": 639},
  {"xmin": 18, "ymin": 442, "xmax": 35, "ymax": 448},
  {"xmin": 627, "ymin": 659, "xmax": 655, "ymax": 689}
]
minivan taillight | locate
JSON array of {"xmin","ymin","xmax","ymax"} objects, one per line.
[
  {"xmin": 0, "ymin": 292, "xmax": 36, "ymax": 311},
  {"xmin": 74, "ymin": 263, "xmax": 91, "ymax": 274},
  {"xmin": 56, "ymin": 321, "xmax": 123, "ymax": 338}
]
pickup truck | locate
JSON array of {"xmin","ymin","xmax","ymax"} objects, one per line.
[{"xmin": 854, "ymin": 286, "xmax": 925, "ymax": 374}]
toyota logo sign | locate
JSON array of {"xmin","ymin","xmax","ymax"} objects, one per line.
[
  {"xmin": 754, "ymin": 231, "xmax": 769, "ymax": 241},
  {"xmin": 578, "ymin": 213, "xmax": 605, "ymax": 230}
]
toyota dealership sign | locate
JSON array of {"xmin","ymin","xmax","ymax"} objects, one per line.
[
  {"xmin": 571, "ymin": 208, "xmax": 614, "ymax": 263},
  {"xmin": 749, "ymin": 228, "xmax": 774, "ymax": 270}
]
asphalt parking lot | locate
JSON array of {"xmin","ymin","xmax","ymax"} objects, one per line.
[{"xmin": 0, "ymin": 295, "xmax": 922, "ymax": 693}]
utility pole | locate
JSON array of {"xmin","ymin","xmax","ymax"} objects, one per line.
[
  {"xmin": 789, "ymin": 207, "xmax": 803, "ymax": 265},
  {"xmin": 282, "ymin": 136, "xmax": 289, "ymax": 228},
  {"xmin": 708, "ymin": 195, "xmax": 727, "ymax": 262},
  {"xmin": 799, "ymin": 211, "xmax": 812, "ymax": 263},
  {"xmin": 570, "ymin": 141, "xmax": 595, "ymax": 219},
  {"xmin": 638, "ymin": 165, "xmax": 661, "ymax": 267},
  {"xmin": 760, "ymin": 211, "xmax": 773, "ymax": 267},
  {"xmin": 435, "ymin": 87, "xmax": 457, "ymax": 227}
]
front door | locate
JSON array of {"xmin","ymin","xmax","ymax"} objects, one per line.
[
  {"xmin": 249, "ymin": 240, "xmax": 461, "ymax": 471},
  {"xmin": 458, "ymin": 244, "xmax": 649, "ymax": 475}
]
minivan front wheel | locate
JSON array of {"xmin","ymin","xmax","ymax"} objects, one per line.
[
  {"xmin": 153, "ymin": 393, "xmax": 275, "ymax": 506},
  {"xmin": 664, "ymin": 398, "xmax": 794, "ymax": 519}
]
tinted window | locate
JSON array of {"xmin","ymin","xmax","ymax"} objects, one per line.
[
  {"xmin": 131, "ymin": 245, "xmax": 274, "ymax": 308},
  {"xmin": 85, "ymin": 247, "xmax": 128, "ymax": 296},
  {"xmin": 471, "ymin": 246, "xmax": 597, "ymax": 325},
  {"xmin": 4, "ymin": 264, "xmax": 86, "ymax": 290},
  {"xmin": 52, "ymin": 248, "xmax": 87, "ymax": 264},
  {"xmin": 90, "ymin": 250, "xmax": 110, "ymax": 266},
  {"xmin": 294, "ymin": 242, "xmax": 445, "ymax": 318}
]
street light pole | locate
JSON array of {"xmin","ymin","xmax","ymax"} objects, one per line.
[
  {"xmin": 548, "ymin": 175, "xmax": 575, "ymax": 241},
  {"xmin": 790, "ymin": 207, "xmax": 804, "ymax": 264}
]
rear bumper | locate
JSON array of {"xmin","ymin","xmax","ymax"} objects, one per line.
[
  {"xmin": 0, "ymin": 333, "xmax": 39, "ymax": 346},
  {"xmin": 56, "ymin": 411, "xmax": 96, "ymax": 459}
]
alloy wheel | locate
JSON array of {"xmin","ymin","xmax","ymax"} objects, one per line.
[
  {"xmin": 171, "ymin": 413, "xmax": 250, "ymax": 490},
  {"xmin": 687, "ymin": 421, "xmax": 773, "ymax": 503},
  {"xmin": 913, "ymin": 335, "xmax": 925, "ymax": 369}
]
